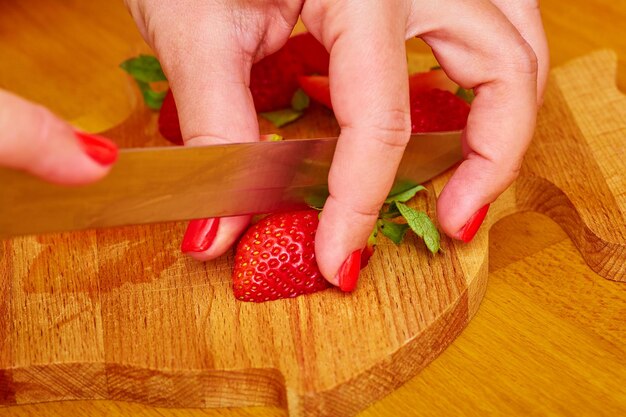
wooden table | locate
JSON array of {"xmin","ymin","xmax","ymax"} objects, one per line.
[{"xmin": 1, "ymin": 1, "xmax": 624, "ymax": 416}]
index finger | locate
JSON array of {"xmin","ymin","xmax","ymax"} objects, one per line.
[{"xmin": 302, "ymin": 1, "xmax": 413, "ymax": 288}]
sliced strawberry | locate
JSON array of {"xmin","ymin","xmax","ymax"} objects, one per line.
[
  {"xmin": 158, "ymin": 89, "xmax": 183, "ymax": 145},
  {"xmin": 286, "ymin": 32, "xmax": 330, "ymax": 75},
  {"xmin": 409, "ymin": 69, "xmax": 457, "ymax": 95},
  {"xmin": 298, "ymin": 76, "xmax": 332, "ymax": 109},
  {"xmin": 410, "ymin": 88, "xmax": 470, "ymax": 132}
]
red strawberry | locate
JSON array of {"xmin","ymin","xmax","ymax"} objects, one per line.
[
  {"xmin": 250, "ymin": 46, "xmax": 305, "ymax": 112},
  {"xmin": 233, "ymin": 210, "xmax": 331, "ymax": 302},
  {"xmin": 409, "ymin": 69, "xmax": 457, "ymax": 95},
  {"xmin": 158, "ymin": 89, "xmax": 183, "ymax": 145},
  {"xmin": 286, "ymin": 32, "xmax": 330, "ymax": 75},
  {"xmin": 298, "ymin": 76, "xmax": 332, "ymax": 109},
  {"xmin": 410, "ymin": 89, "xmax": 470, "ymax": 132}
]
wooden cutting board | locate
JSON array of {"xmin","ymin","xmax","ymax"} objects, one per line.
[{"xmin": 0, "ymin": 49, "xmax": 624, "ymax": 417}]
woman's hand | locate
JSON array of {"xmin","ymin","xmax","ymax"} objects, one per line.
[
  {"xmin": 126, "ymin": 0, "xmax": 548, "ymax": 289},
  {"xmin": 0, "ymin": 90, "xmax": 117, "ymax": 184}
]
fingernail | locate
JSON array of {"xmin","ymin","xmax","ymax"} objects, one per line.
[
  {"xmin": 181, "ymin": 218, "xmax": 220, "ymax": 253},
  {"xmin": 458, "ymin": 204, "xmax": 490, "ymax": 243},
  {"xmin": 74, "ymin": 131, "xmax": 118, "ymax": 165},
  {"xmin": 337, "ymin": 249, "xmax": 362, "ymax": 292}
]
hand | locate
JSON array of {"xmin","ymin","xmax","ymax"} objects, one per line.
[
  {"xmin": 0, "ymin": 90, "xmax": 117, "ymax": 184},
  {"xmin": 125, "ymin": 0, "xmax": 548, "ymax": 289}
]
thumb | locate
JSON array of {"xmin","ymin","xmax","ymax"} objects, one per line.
[{"xmin": 0, "ymin": 91, "xmax": 117, "ymax": 184}]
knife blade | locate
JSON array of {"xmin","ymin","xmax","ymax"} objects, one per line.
[{"xmin": 0, "ymin": 131, "xmax": 462, "ymax": 238}]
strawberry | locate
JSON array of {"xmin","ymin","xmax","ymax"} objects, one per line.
[
  {"xmin": 298, "ymin": 76, "xmax": 332, "ymax": 109},
  {"xmin": 410, "ymin": 88, "xmax": 470, "ymax": 132},
  {"xmin": 250, "ymin": 46, "xmax": 305, "ymax": 112},
  {"xmin": 232, "ymin": 183, "xmax": 441, "ymax": 303},
  {"xmin": 158, "ymin": 89, "xmax": 184, "ymax": 145},
  {"xmin": 286, "ymin": 32, "xmax": 330, "ymax": 75},
  {"xmin": 232, "ymin": 210, "xmax": 331, "ymax": 302},
  {"xmin": 298, "ymin": 72, "xmax": 472, "ymax": 134}
]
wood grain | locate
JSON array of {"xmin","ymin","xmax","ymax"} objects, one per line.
[{"xmin": 0, "ymin": 0, "xmax": 625, "ymax": 416}]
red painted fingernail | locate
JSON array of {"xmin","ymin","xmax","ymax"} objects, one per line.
[
  {"xmin": 458, "ymin": 204, "xmax": 490, "ymax": 243},
  {"xmin": 337, "ymin": 249, "xmax": 362, "ymax": 292},
  {"xmin": 181, "ymin": 218, "xmax": 220, "ymax": 253},
  {"xmin": 74, "ymin": 131, "xmax": 118, "ymax": 165}
]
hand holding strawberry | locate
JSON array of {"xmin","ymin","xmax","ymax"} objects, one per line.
[
  {"xmin": 233, "ymin": 183, "xmax": 439, "ymax": 302},
  {"xmin": 124, "ymin": 0, "xmax": 548, "ymax": 288}
]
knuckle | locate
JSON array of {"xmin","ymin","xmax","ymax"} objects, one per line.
[
  {"xmin": 494, "ymin": 158, "xmax": 523, "ymax": 187},
  {"xmin": 367, "ymin": 108, "xmax": 412, "ymax": 149},
  {"xmin": 506, "ymin": 38, "xmax": 539, "ymax": 76},
  {"xmin": 327, "ymin": 193, "xmax": 381, "ymax": 220}
]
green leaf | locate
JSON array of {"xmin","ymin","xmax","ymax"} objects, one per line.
[
  {"xmin": 395, "ymin": 202, "xmax": 440, "ymax": 253},
  {"xmin": 382, "ymin": 201, "xmax": 402, "ymax": 219},
  {"xmin": 388, "ymin": 180, "xmax": 419, "ymax": 197},
  {"xmin": 120, "ymin": 55, "xmax": 167, "ymax": 83},
  {"xmin": 385, "ymin": 184, "xmax": 427, "ymax": 204},
  {"xmin": 379, "ymin": 220, "xmax": 410, "ymax": 245},
  {"xmin": 135, "ymin": 80, "xmax": 167, "ymax": 110},
  {"xmin": 291, "ymin": 89, "xmax": 310, "ymax": 111},
  {"xmin": 260, "ymin": 109, "xmax": 304, "ymax": 127},
  {"xmin": 456, "ymin": 87, "xmax": 475, "ymax": 104},
  {"xmin": 430, "ymin": 65, "xmax": 442, "ymax": 70}
]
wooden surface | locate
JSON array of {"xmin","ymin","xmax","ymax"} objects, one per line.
[{"xmin": 0, "ymin": 1, "xmax": 625, "ymax": 416}]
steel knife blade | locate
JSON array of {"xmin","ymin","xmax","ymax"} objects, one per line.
[{"xmin": 0, "ymin": 131, "xmax": 462, "ymax": 238}]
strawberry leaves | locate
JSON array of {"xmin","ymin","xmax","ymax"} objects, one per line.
[
  {"xmin": 394, "ymin": 202, "xmax": 440, "ymax": 253},
  {"xmin": 260, "ymin": 88, "xmax": 310, "ymax": 128},
  {"xmin": 381, "ymin": 185, "xmax": 440, "ymax": 254},
  {"xmin": 384, "ymin": 184, "xmax": 427, "ymax": 204},
  {"xmin": 260, "ymin": 108, "xmax": 304, "ymax": 128},
  {"xmin": 379, "ymin": 220, "xmax": 410, "ymax": 244},
  {"xmin": 119, "ymin": 55, "xmax": 168, "ymax": 110},
  {"xmin": 304, "ymin": 181, "xmax": 440, "ymax": 254}
]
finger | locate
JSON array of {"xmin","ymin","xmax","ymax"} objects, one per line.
[
  {"xmin": 168, "ymin": 35, "xmax": 258, "ymax": 261},
  {"xmin": 489, "ymin": 0, "xmax": 549, "ymax": 103},
  {"xmin": 414, "ymin": 0, "xmax": 538, "ymax": 241},
  {"xmin": 302, "ymin": 1, "xmax": 412, "ymax": 288},
  {"xmin": 139, "ymin": 5, "xmax": 287, "ymax": 260},
  {"xmin": 169, "ymin": 44, "xmax": 257, "ymax": 261},
  {"xmin": 0, "ymin": 90, "xmax": 117, "ymax": 185}
]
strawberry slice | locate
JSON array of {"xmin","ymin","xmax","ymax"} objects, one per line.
[
  {"xmin": 251, "ymin": 33, "xmax": 329, "ymax": 112},
  {"xmin": 410, "ymin": 89, "xmax": 470, "ymax": 132},
  {"xmin": 298, "ymin": 69, "xmax": 460, "ymax": 114},
  {"xmin": 298, "ymin": 76, "xmax": 332, "ymax": 109},
  {"xmin": 286, "ymin": 32, "xmax": 330, "ymax": 75},
  {"xmin": 251, "ymin": 46, "xmax": 305, "ymax": 112}
]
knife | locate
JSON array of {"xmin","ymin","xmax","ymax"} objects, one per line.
[{"xmin": 0, "ymin": 131, "xmax": 462, "ymax": 238}]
